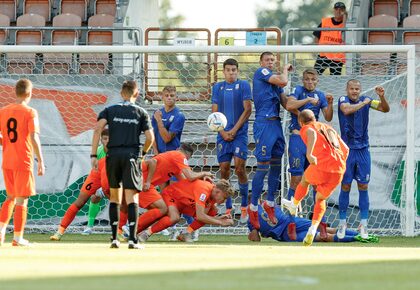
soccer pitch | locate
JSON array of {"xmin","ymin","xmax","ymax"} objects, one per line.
[{"xmin": 0, "ymin": 234, "xmax": 419, "ymax": 290}]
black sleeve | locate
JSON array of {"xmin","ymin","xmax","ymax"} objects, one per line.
[
  {"xmin": 140, "ymin": 108, "xmax": 152, "ymax": 132},
  {"xmin": 98, "ymin": 107, "xmax": 108, "ymax": 121},
  {"xmin": 313, "ymin": 23, "xmax": 322, "ymax": 38}
]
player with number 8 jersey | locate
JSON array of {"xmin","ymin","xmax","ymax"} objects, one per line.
[{"xmin": 0, "ymin": 79, "xmax": 45, "ymax": 246}]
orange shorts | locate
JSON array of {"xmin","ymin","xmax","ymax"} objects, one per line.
[
  {"xmin": 139, "ymin": 185, "xmax": 162, "ymax": 209},
  {"xmin": 3, "ymin": 169, "xmax": 36, "ymax": 197},
  {"xmin": 304, "ymin": 165, "xmax": 343, "ymax": 199},
  {"xmin": 81, "ymin": 170, "xmax": 101, "ymax": 196}
]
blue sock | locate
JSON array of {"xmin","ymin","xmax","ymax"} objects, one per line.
[
  {"xmin": 225, "ymin": 197, "xmax": 232, "ymax": 210},
  {"xmin": 183, "ymin": 214, "xmax": 194, "ymax": 225},
  {"xmin": 338, "ymin": 189, "xmax": 350, "ymax": 220},
  {"xmin": 251, "ymin": 164, "xmax": 269, "ymax": 206},
  {"xmin": 267, "ymin": 159, "xmax": 282, "ymax": 203},
  {"xmin": 359, "ymin": 189, "xmax": 369, "ymax": 220},
  {"xmin": 287, "ymin": 188, "xmax": 295, "ymax": 200},
  {"xmin": 239, "ymin": 182, "xmax": 249, "ymax": 207},
  {"xmin": 334, "ymin": 234, "xmax": 356, "ymax": 242},
  {"xmin": 345, "ymin": 229, "xmax": 358, "ymax": 236}
]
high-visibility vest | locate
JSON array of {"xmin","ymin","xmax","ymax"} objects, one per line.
[{"xmin": 319, "ymin": 17, "xmax": 346, "ymax": 63}]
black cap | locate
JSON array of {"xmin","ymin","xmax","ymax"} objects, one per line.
[{"xmin": 334, "ymin": 2, "xmax": 346, "ymax": 9}]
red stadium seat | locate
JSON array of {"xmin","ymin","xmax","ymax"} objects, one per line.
[
  {"xmin": 0, "ymin": 0, "xmax": 16, "ymax": 21},
  {"xmin": 403, "ymin": 15, "xmax": 420, "ymax": 50},
  {"xmin": 60, "ymin": 0, "xmax": 87, "ymax": 22},
  {"xmin": 8, "ymin": 13, "xmax": 45, "ymax": 74},
  {"xmin": 95, "ymin": 0, "xmax": 116, "ymax": 16},
  {"xmin": 79, "ymin": 14, "xmax": 114, "ymax": 74},
  {"xmin": 43, "ymin": 13, "xmax": 82, "ymax": 74},
  {"xmin": 24, "ymin": 0, "xmax": 51, "ymax": 22},
  {"xmin": 409, "ymin": 0, "xmax": 420, "ymax": 15},
  {"xmin": 372, "ymin": 0, "xmax": 400, "ymax": 20},
  {"xmin": 0, "ymin": 14, "xmax": 10, "ymax": 44}
]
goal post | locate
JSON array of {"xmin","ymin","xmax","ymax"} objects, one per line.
[{"xmin": 0, "ymin": 45, "xmax": 417, "ymax": 237}]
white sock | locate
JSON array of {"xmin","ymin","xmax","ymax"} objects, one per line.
[
  {"xmin": 360, "ymin": 219, "xmax": 368, "ymax": 227},
  {"xmin": 250, "ymin": 204, "xmax": 258, "ymax": 212},
  {"xmin": 309, "ymin": 225, "xmax": 318, "ymax": 236},
  {"xmin": 265, "ymin": 200, "xmax": 275, "ymax": 207}
]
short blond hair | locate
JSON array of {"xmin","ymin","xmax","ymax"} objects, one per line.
[
  {"xmin": 162, "ymin": 85, "xmax": 176, "ymax": 93},
  {"xmin": 302, "ymin": 68, "xmax": 318, "ymax": 78},
  {"xmin": 215, "ymin": 179, "xmax": 235, "ymax": 198},
  {"xmin": 121, "ymin": 80, "xmax": 138, "ymax": 97},
  {"xmin": 15, "ymin": 79, "xmax": 32, "ymax": 97}
]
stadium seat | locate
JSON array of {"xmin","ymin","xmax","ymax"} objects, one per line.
[
  {"xmin": 24, "ymin": 0, "xmax": 51, "ymax": 22},
  {"xmin": 8, "ymin": 13, "xmax": 46, "ymax": 74},
  {"xmin": 60, "ymin": 0, "xmax": 87, "ymax": 22},
  {"xmin": 79, "ymin": 14, "xmax": 114, "ymax": 74},
  {"xmin": 403, "ymin": 15, "xmax": 420, "ymax": 50},
  {"xmin": 0, "ymin": 14, "xmax": 10, "ymax": 44},
  {"xmin": 372, "ymin": 0, "xmax": 400, "ymax": 20},
  {"xmin": 0, "ymin": 0, "xmax": 16, "ymax": 21},
  {"xmin": 95, "ymin": 0, "xmax": 116, "ymax": 16},
  {"xmin": 43, "ymin": 13, "xmax": 82, "ymax": 74},
  {"xmin": 361, "ymin": 15, "xmax": 398, "ymax": 75},
  {"xmin": 409, "ymin": 0, "xmax": 420, "ymax": 15}
]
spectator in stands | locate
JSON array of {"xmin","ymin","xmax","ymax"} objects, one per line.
[
  {"xmin": 152, "ymin": 86, "xmax": 185, "ymax": 155},
  {"xmin": 313, "ymin": 2, "xmax": 348, "ymax": 76}
]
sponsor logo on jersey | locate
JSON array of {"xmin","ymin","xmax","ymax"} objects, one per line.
[
  {"xmin": 261, "ymin": 68, "xmax": 270, "ymax": 76},
  {"xmin": 340, "ymin": 96, "xmax": 346, "ymax": 102},
  {"xmin": 183, "ymin": 158, "xmax": 188, "ymax": 165},
  {"xmin": 199, "ymin": 193, "xmax": 207, "ymax": 202},
  {"xmin": 169, "ymin": 115, "xmax": 174, "ymax": 122},
  {"xmin": 235, "ymin": 83, "xmax": 239, "ymax": 90}
]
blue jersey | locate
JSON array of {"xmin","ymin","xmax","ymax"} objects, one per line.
[
  {"xmin": 338, "ymin": 95, "xmax": 372, "ymax": 149},
  {"xmin": 289, "ymin": 85, "xmax": 328, "ymax": 131},
  {"xmin": 253, "ymin": 67, "xmax": 284, "ymax": 119},
  {"xmin": 247, "ymin": 205, "xmax": 291, "ymax": 241},
  {"xmin": 212, "ymin": 79, "xmax": 252, "ymax": 137},
  {"xmin": 152, "ymin": 106, "xmax": 185, "ymax": 153}
]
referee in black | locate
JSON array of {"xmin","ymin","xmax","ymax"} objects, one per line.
[{"xmin": 91, "ymin": 80, "xmax": 154, "ymax": 249}]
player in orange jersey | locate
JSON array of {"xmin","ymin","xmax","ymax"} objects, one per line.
[
  {"xmin": 0, "ymin": 79, "xmax": 45, "ymax": 247},
  {"xmin": 282, "ymin": 109, "xmax": 349, "ymax": 246},
  {"xmin": 50, "ymin": 129, "xmax": 113, "ymax": 241},
  {"xmin": 137, "ymin": 143, "xmax": 213, "ymax": 233},
  {"xmin": 137, "ymin": 179, "xmax": 234, "ymax": 242}
]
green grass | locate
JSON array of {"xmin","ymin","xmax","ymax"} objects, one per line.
[{"xmin": 0, "ymin": 234, "xmax": 419, "ymax": 290}]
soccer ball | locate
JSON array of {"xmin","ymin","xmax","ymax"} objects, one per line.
[{"xmin": 207, "ymin": 112, "xmax": 227, "ymax": 132}]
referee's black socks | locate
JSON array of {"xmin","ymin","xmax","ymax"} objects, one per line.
[
  {"xmin": 127, "ymin": 203, "xmax": 139, "ymax": 242},
  {"xmin": 109, "ymin": 202, "xmax": 120, "ymax": 241}
]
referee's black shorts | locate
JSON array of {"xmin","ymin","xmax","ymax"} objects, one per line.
[{"xmin": 106, "ymin": 150, "xmax": 142, "ymax": 190}]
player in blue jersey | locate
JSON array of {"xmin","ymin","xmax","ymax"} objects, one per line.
[
  {"xmin": 285, "ymin": 68, "xmax": 333, "ymax": 240},
  {"xmin": 152, "ymin": 85, "xmax": 185, "ymax": 154},
  {"xmin": 337, "ymin": 79, "xmax": 390, "ymax": 239},
  {"xmin": 248, "ymin": 51, "xmax": 292, "ymax": 230},
  {"xmin": 247, "ymin": 205, "xmax": 379, "ymax": 243},
  {"xmin": 212, "ymin": 58, "xmax": 252, "ymax": 223}
]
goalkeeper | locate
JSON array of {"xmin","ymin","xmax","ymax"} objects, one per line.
[{"xmin": 247, "ymin": 204, "xmax": 379, "ymax": 243}]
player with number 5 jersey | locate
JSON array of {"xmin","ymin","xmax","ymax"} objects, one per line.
[{"xmin": 0, "ymin": 79, "xmax": 45, "ymax": 247}]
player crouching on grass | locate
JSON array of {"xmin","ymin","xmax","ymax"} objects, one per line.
[
  {"xmin": 137, "ymin": 179, "xmax": 235, "ymax": 242},
  {"xmin": 247, "ymin": 204, "xmax": 379, "ymax": 243},
  {"xmin": 282, "ymin": 109, "xmax": 349, "ymax": 246}
]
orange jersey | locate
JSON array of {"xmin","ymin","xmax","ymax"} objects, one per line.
[
  {"xmin": 162, "ymin": 179, "xmax": 215, "ymax": 217},
  {"xmin": 300, "ymin": 121, "xmax": 348, "ymax": 174},
  {"xmin": 0, "ymin": 103, "xmax": 39, "ymax": 171},
  {"xmin": 142, "ymin": 150, "xmax": 190, "ymax": 185}
]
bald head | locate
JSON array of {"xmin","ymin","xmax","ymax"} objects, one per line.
[{"xmin": 298, "ymin": 109, "xmax": 316, "ymax": 126}]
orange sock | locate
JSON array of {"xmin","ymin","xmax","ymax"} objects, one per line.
[
  {"xmin": 150, "ymin": 216, "xmax": 173, "ymax": 234},
  {"xmin": 0, "ymin": 199, "xmax": 16, "ymax": 226},
  {"xmin": 312, "ymin": 199, "xmax": 326, "ymax": 225},
  {"xmin": 118, "ymin": 210, "xmax": 128, "ymax": 231},
  {"xmin": 137, "ymin": 208, "xmax": 165, "ymax": 233},
  {"xmin": 294, "ymin": 183, "xmax": 309, "ymax": 204},
  {"xmin": 60, "ymin": 204, "xmax": 80, "ymax": 232},
  {"xmin": 13, "ymin": 205, "xmax": 27, "ymax": 239}
]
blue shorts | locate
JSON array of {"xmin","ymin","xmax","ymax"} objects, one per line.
[
  {"xmin": 216, "ymin": 134, "xmax": 248, "ymax": 163},
  {"xmin": 280, "ymin": 217, "xmax": 314, "ymax": 242},
  {"xmin": 253, "ymin": 119, "xmax": 285, "ymax": 162},
  {"xmin": 288, "ymin": 134, "xmax": 308, "ymax": 176},
  {"xmin": 342, "ymin": 147, "xmax": 371, "ymax": 184}
]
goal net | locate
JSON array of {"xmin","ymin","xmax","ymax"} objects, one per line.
[{"xmin": 0, "ymin": 45, "xmax": 417, "ymax": 237}]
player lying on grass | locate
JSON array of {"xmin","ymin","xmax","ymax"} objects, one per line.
[
  {"xmin": 137, "ymin": 144, "xmax": 212, "ymax": 233},
  {"xmin": 50, "ymin": 129, "xmax": 126, "ymax": 241},
  {"xmin": 137, "ymin": 179, "xmax": 234, "ymax": 242},
  {"xmin": 247, "ymin": 204, "xmax": 379, "ymax": 243}
]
